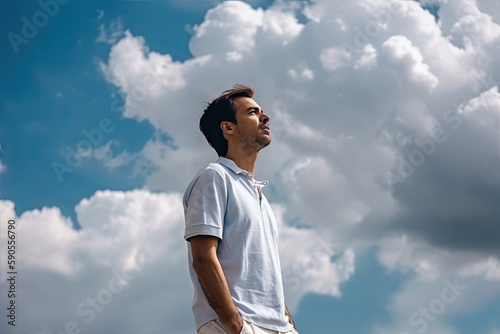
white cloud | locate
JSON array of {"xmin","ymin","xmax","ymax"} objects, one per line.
[
  {"xmin": 190, "ymin": 1, "xmax": 264, "ymax": 56},
  {"xmin": 320, "ymin": 46, "xmax": 352, "ymax": 71},
  {"xmin": 0, "ymin": 188, "xmax": 352, "ymax": 332},
  {"xmin": 96, "ymin": 9, "xmax": 104, "ymax": 20},
  {"xmin": 0, "ymin": 191, "xmax": 194, "ymax": 333},
  {"xmin": 381, "ymin": 35, "xmax": 439, "ymax": 91},
  {"xmin": 98, "ymin": 0, "xmax": 500, "ymax": 258},
  {"xmin": 274, "ymin": 204, "xmax": 356, "ymax": 311},
  {"xmin": 459, "ymin": 86, "xmax": 500, "ymax": 127},
  {"xmin": 93, "ymin": 140, "xmax": 138, "ymax": 171},
  {"xmin": 189, "ymin": 1, "xmax": 303, "ymax": 57},
  {"xmin": 354, "ymin": 44, "xmax": 378, "ymax": 69},
  {"xmin": 96, "ymin": 18, "xmax": 124, "ymax": 44},
  {"xmin": 445, "ymin": 0, "xmax": 500, "ymax": 47}
]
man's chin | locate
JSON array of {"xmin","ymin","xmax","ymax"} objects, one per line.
[{"xmin": 259, "ymin": 137, "xmax": 271, "ymax": 149}]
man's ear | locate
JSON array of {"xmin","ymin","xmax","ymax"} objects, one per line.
[{"xmin": 221, "ymin": 121, "xmax": 234, "ymax": 135}]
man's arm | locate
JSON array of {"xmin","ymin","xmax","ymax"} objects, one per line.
[
  {"xmin": 285, "ymin": 304, "xmax": 296, "ymax": 329},
  {"xmin": 190, "ymin": 235, "xmax": 243, "ymax": 334}
]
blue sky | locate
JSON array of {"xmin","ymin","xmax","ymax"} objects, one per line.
[{"xmin": 1, "ymin": 1, "xmax": 500, "ymax": 334}]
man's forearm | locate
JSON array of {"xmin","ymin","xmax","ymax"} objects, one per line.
[{"xmin": 193, "ymin": 256, "xmax": 242, "ymax": 334}]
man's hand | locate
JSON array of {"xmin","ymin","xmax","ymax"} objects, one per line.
[
  {"xmin": 285, "ymin": 304, "xmax": 296, "ymax": 329},
  {"xmin": 220, "ymin": 314, "xmax": 243, "ymax": 334},
  {"xmin": 190, "ymin": 235, "xmax": 243, "ymax": 334}
]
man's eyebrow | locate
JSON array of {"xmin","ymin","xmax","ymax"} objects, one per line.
[{"xmin": 247, "ymin": 106, "xmax": 263, "ymax": 112}]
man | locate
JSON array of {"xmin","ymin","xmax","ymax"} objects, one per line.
[{"xmin": 183, "ymin": 84, "xmax": 298, "ymax": 334}]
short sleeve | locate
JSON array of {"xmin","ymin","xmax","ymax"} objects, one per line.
[{"xmin": 183, "ymin": 168, "xmax": 227, "ymax": 242}]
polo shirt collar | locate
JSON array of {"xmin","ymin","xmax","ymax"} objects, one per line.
[
  {"xmin": 217, "ymin": 157, "xmax": 269, "ymax": 186},
  {"xmin": 217, "ymin": 157, "xmax": 252, "ymax": 177}
]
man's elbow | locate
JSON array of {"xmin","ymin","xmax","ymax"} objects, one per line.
[
  {"xmin": 192, "ymin": 253, "xmax": 215, "ymax": 275},
  {"xmin": 190, "ymin": 235, "xmax": 220, "ymax": 274}
]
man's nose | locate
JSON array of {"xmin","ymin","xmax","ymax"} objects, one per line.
[{"xmin": 261, "ymin": 113, "xmax": 270, "ymax": 124}]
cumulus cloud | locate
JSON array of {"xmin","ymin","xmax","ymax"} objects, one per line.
[
  {"xmin": 97, "ymin": 0, "xmax": 500, "ymax": 285},
  {"xmin": 275, "ymin": 204, "xmax": 356, "ymax": 310},
  {"xmin": 0, "ymin": 190, "xmax": 347, "ymax": 332},
  {"xmin": 0, "ymin": 191, "xmax": 195, "ymax": 334},
  {"xmin": 380, "ymin": 35, "xmax": 439, "ymax": 91},
  {"xmin": 320, "ymin": 46, "xmax": 352, "ymax": 71}
]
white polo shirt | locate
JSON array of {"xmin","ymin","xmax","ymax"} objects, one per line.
[{"xmin": 183, "ymin": 157, "xmax": 292, "ymax": 332}]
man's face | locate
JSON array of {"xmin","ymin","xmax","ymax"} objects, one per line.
[{"xmin": 231, "ymin": 96, "xmax": 271, "ymax": 152}]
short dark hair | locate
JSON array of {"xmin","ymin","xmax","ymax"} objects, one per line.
[{"xmin": 199, "ymin": 84, "xmax": 254, "ymax": 156}]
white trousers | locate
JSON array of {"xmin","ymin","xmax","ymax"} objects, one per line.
[{"xmin": 198, "ymin": 319, "xmax": 299, "ymax": 334}]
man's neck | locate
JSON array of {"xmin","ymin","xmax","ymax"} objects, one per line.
[{"xmin": 224, "ymin": 151, "xmax": 258, "ymax": 177}]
